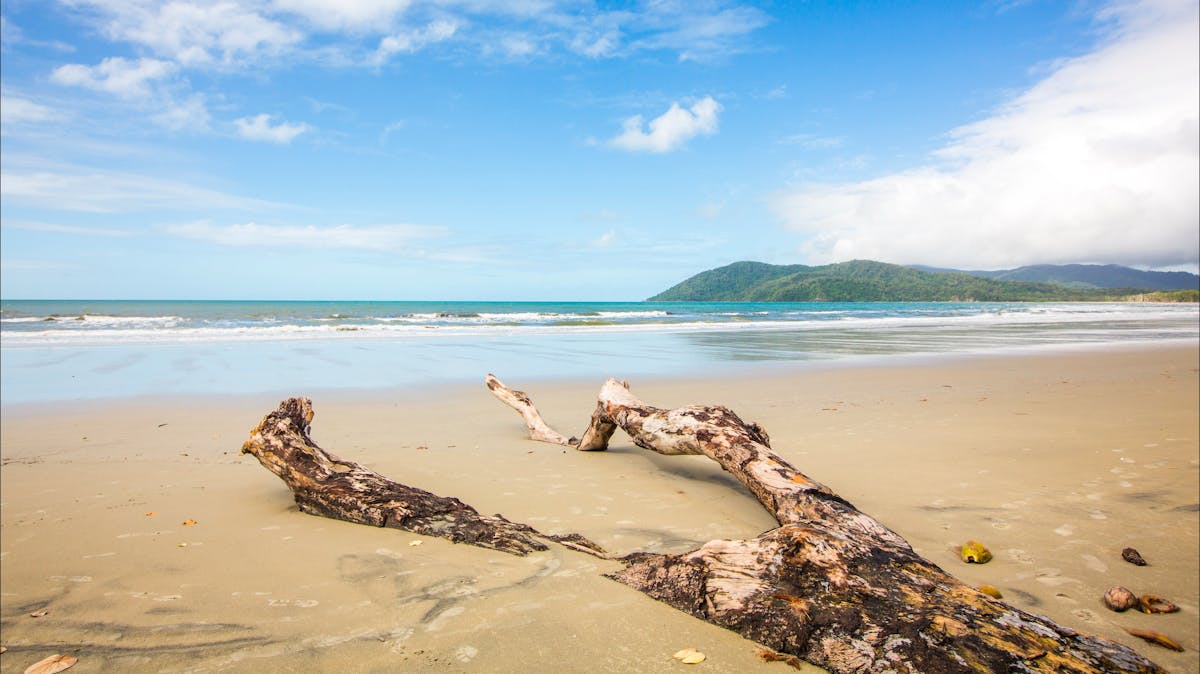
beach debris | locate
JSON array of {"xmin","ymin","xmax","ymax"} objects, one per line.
[
  {"xmin": 757, "ymin": 649, "xmax": 804, "ymax": 669},
  {"xmin": 181, "ymin": 519, "xmax": 198, "ymax": 526},
  {"xmin": 1, "ymin": 645, "xmax": 7, "ymax": 654},
  {"xmin": 29, "ymin": 610, "xmax": 48, "ymax": 618},
  {"xmin": 1104, "ymin": 586, "xmax": 1139, "ymax": 612},
  {"xmin": 178, "ymin": 543, "xmax": 188, "ymax": 548},
  {"xmin": 960, "ymin": 540, "xmax": 992, "ymax": 564},
  {"xmin": 978, "ymin": 585, "xmax": 1003, "ymax": 599},
  {"xmin": 1122, "ymin": 547, "xmax": 1148, "ymax": 566},
  {"xmin": 241, "ymin": 397, "xmax": 603, "ymax": 557},
  {"xmin": 145, "ymin": 512, "xmax": 156, "ymax": 516},
  {"xmin": 1124, "ymin": 628, "xmax": 1184, "ymax": 652},
  {"xmin": 672, "ymin": 648, "xmax": 706, "ymax": 664},
  {"xmin": 487, "ymin": 374, "xmax": 1167, "ymax": 673},
  {"xmin": 1138, "ymin": 595, "xmax": 1180, "ymax": 614},
  {"xmin": 22, "ymin": 654, "xmax": 77, "ymax": 674},
  {"xmin": 409, "ymin": 540, "xmax": 423, "ymax": 546}
]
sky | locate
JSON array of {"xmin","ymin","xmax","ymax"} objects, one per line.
[{"xmin": 1, "ymin": 0, "xmax": 1197, "ymax": 300}]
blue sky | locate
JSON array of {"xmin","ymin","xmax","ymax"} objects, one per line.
[{"xmin": 1, "ymin": 0, "xmax": 1197, "ymax": 300}]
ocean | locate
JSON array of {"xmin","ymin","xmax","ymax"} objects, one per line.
[{"xmin": 1, "ymin": 299, "xmax": 1197, "ymax": 403}]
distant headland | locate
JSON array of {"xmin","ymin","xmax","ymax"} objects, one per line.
[{"xmin": 648, "ymin": 260, "xmax": 1200, "ymax": 302}]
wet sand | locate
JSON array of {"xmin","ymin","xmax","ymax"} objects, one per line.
[{"xmin": 1, "ymin": 345, "xmax": 1197, "ymax": 672}]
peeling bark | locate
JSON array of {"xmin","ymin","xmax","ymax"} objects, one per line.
[
  {"xmin": 487, "ymin": 375, "xmax": 1164, "ymax": 673},
  {"xmin": 242, "ymin": 397, "xmax": 602, "ymax": 557}
]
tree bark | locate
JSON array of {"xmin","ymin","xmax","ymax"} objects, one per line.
[
  {"xmin": 486, "ymin": 375, "xmax": 1164, "ymax": 673},
  {"xmin": 241, "ymin": 397, "xmax": 602, "ymax": 557}
]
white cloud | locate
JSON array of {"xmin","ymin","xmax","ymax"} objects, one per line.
[
  {"xmin": 0, "ymin": 159, "xmax": 287, "ymax": 213},
  {"xmin": 272, "ymin": 0, "xmax": 412, "ymax": 31},
  {"xmin": 372, "ymin": 19, "xmax": 458, "ymax": 64},
  {"xmin": 590, "ymin": 229, "xmax": 617, "ymax": 247},
  {"xmin": 771, "ymin": 0, "xmax": 1200, "ymax": 271},
  {"xmin": 166, "ymin": 221, "xmax": 447, "ymax": 251},
  {"xmin": 234, "ymin": 113, "xmax": 312, "ymax": 143},
  {"xmin": 52, "ymin": 1, "xmax": 769, "ymax": 68},
  {"xmin": 0, "ymin": 96, "xmax": 61, "ymax": 124},
  {"xmin": 50, "ymin": 57, "xmax": 177, "ymax": 98},
  {"xmin": 63, "ymin": 0, "xmax": 302, "ymax": 67},
  {"xmin": 153, "ymin": 94, "xmax": 212, "ymax": 131},
  {"xmin": 609, "ymin": 96, "xmax": 721, "ymax": 153},
  {"xmin": 2, "ymin": 220, "xmax": 132, "ymax": 237}
]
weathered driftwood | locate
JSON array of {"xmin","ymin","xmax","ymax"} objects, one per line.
[
  {"xmin": 242, "ymin": 397, "xmax": 601, "ymax": 556},
  {"xmin": 486, "ymin": 375, "xmax": 1164, "ymax": 673}
]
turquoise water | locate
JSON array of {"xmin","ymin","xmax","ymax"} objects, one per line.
[{"xmin": 2, "ymin": 300, "xmax": 1196, "ymax": 403}]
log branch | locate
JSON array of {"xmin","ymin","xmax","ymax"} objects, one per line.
[
  {"xmin": 242, "ymin": 397, "xmax": 603, "ymax": 557},
  {"xmin": 487, "ymin": 375, "xmax": 1164, "ymax": 673}
]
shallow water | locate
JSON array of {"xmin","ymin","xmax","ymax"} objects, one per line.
[{"xmin": 2, "ymin": 300, "xmax": 1196, "ymax": 403}]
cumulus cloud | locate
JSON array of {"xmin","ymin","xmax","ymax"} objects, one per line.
[
  {"xmin": 64, "ymin": 0, "xmax": 302, "ymax": 67},
  {"xmin": 50, "ymin": 57, "xmax": 176, "ymax": 98},
  {"xmin": 166, "ymin": 221, "xmax": 447, "ymax": 251},
  {"xmin": 234, "ymin": 113, "xmax": 312, "ymax": 143},
  {"xmin": 609, "ymin": 97, "xmax": 721, "ymax": 153},
  {"xmin": 771, "ymin": 0, "xmax": 1199, "ymax": 271}
]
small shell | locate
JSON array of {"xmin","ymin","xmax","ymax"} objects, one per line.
[
  {"xmin": 978, "ymin": 585, "xmax": 1003, "ymax": 599},
  {"xmin": 673, "ymin": 648, "xmax": 706, "ymax": 664},
  {"xmin": 1104, "ymin": 586, "xmax": 1139, "ymax": 612},
  {"xmin": 1121, "ymin": 547, "xmax": 1147, "ymax": 566},
  {"xmin": 961, "ymin": 541, "xmax": 992, "ymax": 564},
  {"xmin": 1139, "ymin": 594, "xmax": 1180, "ymax": 614}
]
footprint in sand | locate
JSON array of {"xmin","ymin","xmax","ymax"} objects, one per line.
[
  {"xmin": 1054, "ymin": 525, "xmax": 1074, "ymax": 536},
  {"xmin": 1007, "ymin": 549, "xmax": 1035, "ymax": 564},
  {"xmin": 1080, "ymin": 554, "xmax": 1108, "ymax": 573},
  {"xmin": 1071, "ymin": 608, "xmax": 1097, "ymax": 622},
  {"xmin": 267, "ymin": 598, "xmax": 319, "ymax": 608},
  {"xmin": 456, "ymin": 645, "xmax": 479, "ymax": 663}
]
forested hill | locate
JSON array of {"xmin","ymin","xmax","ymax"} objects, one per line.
[
  {"xmin": 647, "ymin": 260, "xmax": 1186, "ymax": 302},
  {"xmin": 910, "ymin": 263, "xmax": 1199, "ymax": 291}
]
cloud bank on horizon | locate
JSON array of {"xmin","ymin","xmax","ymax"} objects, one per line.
[
  {"xmin": 0, "ymin": 0, "xmax": 1196, "ymax": 300},
  {"xmin": 772, "ymin": 0, "xmax": 1199, "ymax": 272}
]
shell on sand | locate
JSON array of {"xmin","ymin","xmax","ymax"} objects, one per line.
[
  {"xmin": 23, "ymin": 654, "xmax": 78, "ymax": 674},
  {"xmin": 673, "ymin": 648, "xmax": 706, "ymax": 664},
  {"xmin": 1103, "ymin": 586, "xmax": 1139, "ymax": 612}
]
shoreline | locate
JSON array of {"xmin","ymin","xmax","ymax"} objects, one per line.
[{"xmin": 2, "ymin": 344, "xmax": 1197, "ymax": 672}]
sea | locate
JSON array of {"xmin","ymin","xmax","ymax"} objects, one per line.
[{"xmin": 1, "ymin": 299, "xmax": 1197, "ymax": 404}]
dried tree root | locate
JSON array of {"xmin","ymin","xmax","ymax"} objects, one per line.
[
  {"xmin": 487, "ymin": 375, "xmax": 1166, "ymax": 673},
  {"xmin": 242, "ymin": 397, "xmax": 603, "ymax": 557}
]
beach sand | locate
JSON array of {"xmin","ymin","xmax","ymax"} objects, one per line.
[{"xmin": 1, "ymin": 345, "xmax": 1197, "ymax": 672}]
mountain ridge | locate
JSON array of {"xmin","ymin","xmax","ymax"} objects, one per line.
[{"xmin": 648, "ymin": 260, "xmax": 1199, "ymax": 302}]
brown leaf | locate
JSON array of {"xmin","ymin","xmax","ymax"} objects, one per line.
[
  {"xmin": 1125, "ymin": 628, "xmax": 1184, "ymax": 652},
  {"xmin": 1138, "ymin": 595, "xmax": 1180, "ymax": 614},
  {"xmin": 22, "ymin": 654, "xmax": 77, "ymax": 674},
  {"xmin": 181, "ymin": 519, "xmax": 197, "ymax": 526}
]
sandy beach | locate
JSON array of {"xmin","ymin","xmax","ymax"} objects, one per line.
[{"xmin": 1, "ymin": 344, "xmax": 1197, "ymax": 673}]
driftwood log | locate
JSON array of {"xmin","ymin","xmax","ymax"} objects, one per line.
[
  {"xmin": 241, "ymin": 397, "xmax": 601, "ymax": 556},
  {"xmin": 486, "ymin": 375, "xmax": 1164, "ymax": 673}
]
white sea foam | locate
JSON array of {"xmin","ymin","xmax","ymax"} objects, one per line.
[{"xmin": 1, "ymin": 303, "xmax": 1195, "ymax": 346}]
